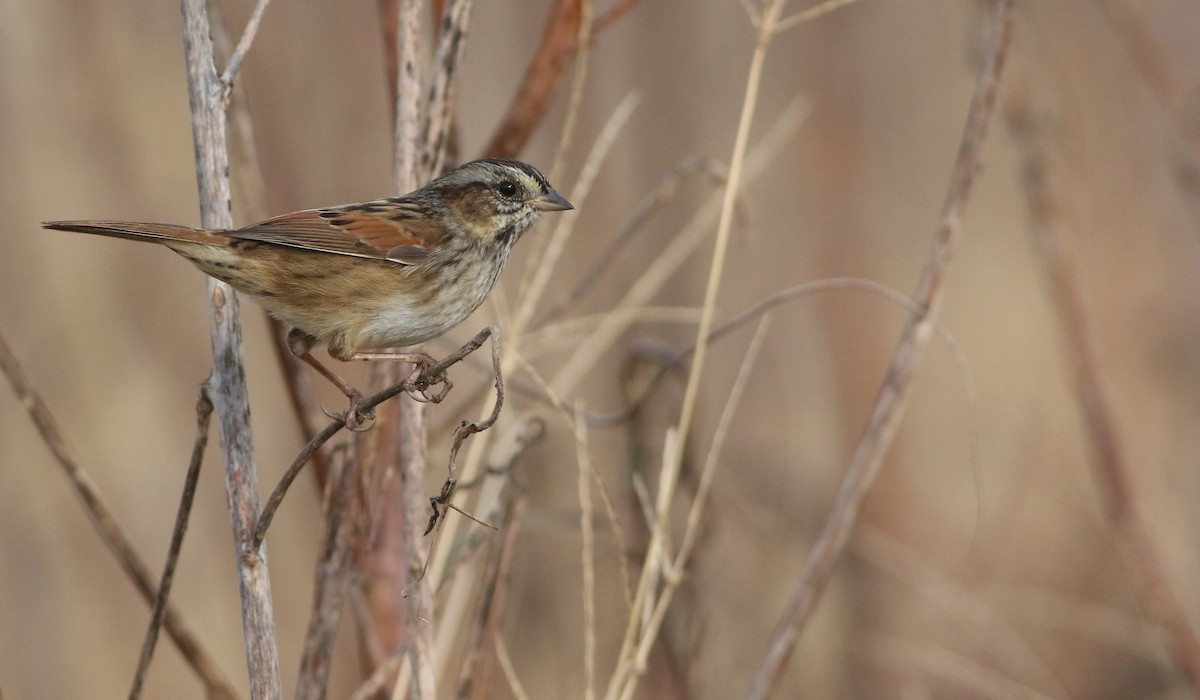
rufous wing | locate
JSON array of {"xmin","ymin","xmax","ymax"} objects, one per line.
[{"xmin": 226, "ymin": 199, "xmax": 444, "ymax": 265}]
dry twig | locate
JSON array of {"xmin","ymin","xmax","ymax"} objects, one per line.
[
  {"xmin": 745, "ymin": 2, "xmax": 1015, "ymax": 697},
  {"xmin": 453, "ymin": 448, "xmax": 531, "ymax": 699},
  {"xmin": 218, "ymin": 0, "xmax": 272, "ymax": 87},
  {"xmin": 482, "ymin": 0, "xmax": 582, "ymax": 159},
  {"xmin": 576, "ymin": 403, "xmax": 598, "ymax": 700},
  {"xmin": 532, "ymin": 156, "xmax": 732, "ymax": 328},
  {"xmin": 0, "ymin": 335, "xmax": 238, "ymax": 699},
  {"xmin": 129, "ymin": 389, "xmax": 214, "ymax": 700},
  {"xmin": 420, "ymin": 0, "xmax": 473, "ymax": 177},
  {"xmin": 252, "ymin": 327, "xmax": 505, "ymax": 551},
  {"xmin": 483, "ymin": 0, "xmax": 642, "ymax": 159},
  {"xmin": 295, "ymin": 450, "xmax": 357, "ymax": 700},
  {"xmin": 179, "ymin": 0, "xmax": 281, "ymax": 694}
]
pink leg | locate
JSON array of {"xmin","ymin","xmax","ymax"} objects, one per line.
[
  {"xmin": 350, "ymin": 351, "xmax": 436, "ymax": 364},
  {"xmin": 298, "ymin": 353, "xmax": 373, "ymax": 430},
  {"xmin": 350, "ymin": 351, "xmax": 451, "ymax": 403}
]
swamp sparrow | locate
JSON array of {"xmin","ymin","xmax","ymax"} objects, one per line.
[{"xmin": 45, "ymin": 158, "xmax": 573, "ymax": 424}]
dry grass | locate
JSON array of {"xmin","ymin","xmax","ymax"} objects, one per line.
[{"xmin": 4, "ymin": 0, "xmax": 1200, "ymax": 698}]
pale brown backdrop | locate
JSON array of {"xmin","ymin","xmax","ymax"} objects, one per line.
[{"xmin": 3, "ymin": 0, "xmax": 1200, "ymax": 698}]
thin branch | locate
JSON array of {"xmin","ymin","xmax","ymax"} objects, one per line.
[
  {"xmin": 773, "ymin": 0, "xmax": 867, "ymax": 34},
  {"xmin": 423, "ymin": 327, "xmax": 506, "ymax": 537},
  {"xmin": 447, "ymin": 328, "xmax": 505, "ymax": 478},
  {"xmin": 575, "ymin": 403, "xmax": 597, "ymax": 700},
  {"xmin": 179, "ymin": 0, "xmax": 281, "ymax": 695},
  {"xmin": 744, "ymin": 3, "xmax": 1014, "ymax": 698},
  {"xmin": 455, "ymin": 477, "xmax": 529, "ymax": 700},
  {"xmin": 218, "ymin": 0, "xmax": 272, "ymax": 87},
  {"xmin": 515, "ymin": 354, "xmax": 638, "ymax": 610},
  {"xmin": 251, "ymin": 327, "xmax": 504, "ymax": 551},
  {"xmin": 545, "ymin": 95, "xmax": 808, "ymax": 397},
  {"xmin": 295, "ymin": 450, "xmax": 357, "ymax": 700},
  {"xmin": 605, "ymin": 9, "xmax": 791, "ymax": 694},
  {"xmin": 394, "ymin": 0, "xmax": 423, "ymax": 192},
  {"xmin": 482, "ymin": 0, "xmax": 644, "ymax": 159},
  {"xmin": 421, "ymin": 0, "xmax": 473, "ymax": 177},
  {"xmin": 414, "ymin": 327, "xmax": 505, "ymax": 548},
  {"xmin": 482, "ymin": 0, "xmax": 582, "ymax": 159},
  {"xmin": 665, "ymin": 0, "xmax": 784, "ymax": 555},
  {"xmin": 548, "ymin": 0, "xmax": 593, "ymax": 181},
  {"xmin": 0, "ymin": 334, "xmax": 238, "ymax": 700},
  {"xmin": 629, "ymin": 316, "xmax": 771, "ymax": 683},
  {"xmin": 583, "ymin": 276, "xmax": 972, "ymax": 428},
  {"xmin": 129, "ymin": 389, "xmax": 213, "ymax": 700},
  {"xmin": 531, "ymin": 156, "xmax": 731, "ymax": 328}
]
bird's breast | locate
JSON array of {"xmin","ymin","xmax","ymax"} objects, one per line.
[{"xmin": 356, "ymin": 248, "xmax": 508, "ymax": 349}]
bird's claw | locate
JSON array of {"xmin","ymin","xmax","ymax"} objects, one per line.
[
  {"xmin": 402, "ymin": 357, "xmax": 453, "ymax": 404},
  {"xmin": 323, "ymin": 390, "xmax": 375, "ymax": 431},
  {"xmin": 341, "ymin": 404, "xmax": 376, "ymax": 432}
]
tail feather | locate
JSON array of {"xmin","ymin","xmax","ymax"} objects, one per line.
[{"xmin": 42, "ymin": 220, "xmax": 227, "ymax": 245}]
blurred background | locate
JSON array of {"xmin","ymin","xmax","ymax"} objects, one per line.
[{"xmin": 3, "ymin": 0, "xmax": 1200, "ymax": 697}]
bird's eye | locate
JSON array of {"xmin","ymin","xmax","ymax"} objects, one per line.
[{"xmin": 496, "ymin": 181, "xmax": 519, "ymax": 198}]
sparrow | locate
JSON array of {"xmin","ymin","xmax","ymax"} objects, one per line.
[{"xmin": 45, "ymin": 158, "xmax": 573, "ymax": 425}]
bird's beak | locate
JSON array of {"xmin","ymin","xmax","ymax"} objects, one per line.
[{"xmin": 528, "ymin": 189, "xmax": 574, "ymax": 211}]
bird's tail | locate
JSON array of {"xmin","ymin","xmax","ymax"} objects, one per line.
[{"xmin": 42, "ymin": 220, "xmax": 228, "ymax": 245}]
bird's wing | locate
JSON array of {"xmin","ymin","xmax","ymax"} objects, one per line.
[{"xmin": 227, "ymin": 198, "xmax": 443, "ymax": 265}]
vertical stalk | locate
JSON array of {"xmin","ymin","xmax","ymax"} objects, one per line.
[{"xmin": 179, "ymin": 0, "xmax": 281, "ymax": 696}]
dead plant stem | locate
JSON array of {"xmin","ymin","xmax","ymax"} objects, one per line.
[
  {"xmin": 218, "ymin": 0, "xmax": 272, "ymax": 87},
  {"xmin": 128, "ymin": 389, "xmax": 213, "ymax": 700},
  {"xmin": 0, "ymin": 335, "xmax": 238, "ymax": 699},
  {"xmin": 576, "ymin": 403, "xmax": 598, "ymax": 700},
  {"xmin": 547, "ymin": 96, "xmax": 808, "ymax": 395},
  {"xmin": 605, "ymin": 3, "xmax": 787, "ymax": 697},
  {"xmin": 744, "ymin": 2, "xmax": 1014, "ymax": 697},
  {"xmin": 179, "ymin": 0, "xmax": 281, "ymax": 694},
  {"xmin": 632, "ymin": 316, "xmax": 771, "ymax": 674},
  {"xmin": 549, "ymin": 0, "xmax": 593, "ymax": 183}
]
